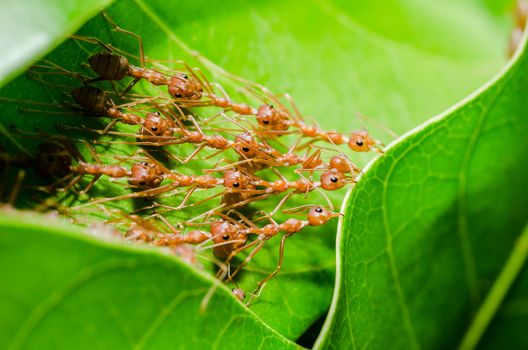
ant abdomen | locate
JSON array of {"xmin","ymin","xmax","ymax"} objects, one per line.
[
  {"xmin": 329, "ymin": 156, "xmax": 351, "ymax": 174},
  {"xmin": 72, "ymin": 86, "xmax": 110, "ymax": 114},
  {"xmin": 35, "ymin": 142, "xmax": 73, "ymax": 178},
  {"xmin": 88, "ymin": 52, "xmax": 130, "ymax": 81}
]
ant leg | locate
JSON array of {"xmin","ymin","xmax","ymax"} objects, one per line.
[
  {"xmin": 7, "ymin": 170, "xmax": 25, "ymax": 206},
  {"xmin": 101, "ymin": 119, "xmax": 120, "ymax": 134},
  {"xmin": 215, "ymin": 237, "xmax": 261, "ymax": 279},
  {"xmin": 29, "ymin": 60, "xmax": 91, "ymax": 83},
  {"xmin": 181, "ymin": 191, "xmax": 224, "ymax": 211},
  {"xmin": 227, "ymin": 239, "xmax": 267, "ymax": 281},
  {"xmin": 269, "ymin": 192, "xmax": 294, "ymax": 217},
  {"xmin": 199, "ymin": 256, "xmax": 231, "ymax": 313},
  {"xmin": 78, "ymin": 175, "xmax": 102, "ymax": 195},
  {"xmin": 71, "ymin": 183, "xmax": 177, "ymax": 209},
  {"xmin": 276, "ymin": 92, "xmax": 303, "ymax": 120},
  {"xmin": 56, "ymin": 173, "xmax": 84, "ymax": 193},
  {"xmin": 101, "ymin": 12, "xmax": 145, "ymax": 67},
  {"xmin": 84, "ymin": 142, "xmax": 102, "ymax": 164},
  {"xmin": 71, "ymin": 34, "xmax": 114, "ymax": 52},
  {"xmin": 248, "ymin": 234, "xmax": 288, "ymax": 304},
  {"xmin": 120, "ymin": 77, "xmax": 142, "ymax": 97},
  {"xmin": 227, "ymin": 210, "xmax": 258, "ymax": 228},
  {"xmin": 149, "ymin": 213, "xmax": 180, "ymax": 233},
  {"xmin": 181, "ymin": 144, "xmax": 206, "ymax": 164},
  {"xmin": 175, "ymin": 186, "xmax": 197, "ymax": 209},
  {"xmin": 356, "ymin": 111, "xmax": 398, "ymax": 138}
]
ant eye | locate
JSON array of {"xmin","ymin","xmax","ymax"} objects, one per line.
[
  {"xmin": 151, "ymin": 126, "xmax": 158, "ymax": 131},
  {"xmin": 233, "ymin": 182, "xmax": 240, "ymax": 188},
  {"xmin": 356, "ymin": 139, "xmax": 364, "ymax": 147},
  {"xmin": 242, "ymin": 147, "xmax": 250, "ymax": 152},
  {"xmin": 140, "ymin": 161, "xmax": 148, "ymax": 166},
  {"xmin": 175, "ymin": 93, "xmax": 182, "ymax": 98},
  {"xmin": 222, "ymin": 235, "xmax": 230, "ymax": 240},
  {"xmin": 139, "ymin": 181, "xmax": 147, "ymax": 186},
  {"xmin": 263, "ymin": 120, "xmax": 270, "ymax": 125},
  {"xmin": 315, "ymin": 207, "xmax": 323, "ymax": 213},
  {"xmin": 330, "ymin": 176, "xmax": 338, "ymax": 183},
  {"xmin": 156, "ymin": 112, "xmax": 161, "ymax": 115},
  {"xmin": 182, "ymin": 74, "xmax": 188, "ymax": 79},
  {"xmin": 269, "ymin": 104, "xmax": 274, "ymax": 109}
]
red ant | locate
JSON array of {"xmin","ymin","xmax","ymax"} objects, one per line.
[
  {"xmin": 3, "ymin": 127, "xmax": 83, "ymax": 183},
  {"xmin": 209, "ymin": 206, "xmax": 340, "ymax": 303},
  {"xmin": 236, "ymin": 86, "xmax": 385, "ymax": 153},
  {"xmin": 72, "ymin": 13, "xmax": 204, "ymax": 100}
]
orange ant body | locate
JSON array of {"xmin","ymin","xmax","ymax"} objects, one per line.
[
  {"xmin": 72, "ymin": 14, "xmax": 204, "ymax": 99},
  {"xmin": 0, "ymin": 131, "xmax": 80, "ymax": 181},
  {"xmin": 86, "ymin": 50, "xmax": 204, "ymax": 100},
  {"xmin": 256, "ymin": 106, "xmax": 383, "ymax": 152},
  {"xmin": 154, "ymin": 230, "xmax": 212, "ymax": 247},
  {"xmin": 215, "ymin": 206, "xmax": 340, "ymax": 301},
  {"xmin": 72, "ymin": 86, "xmax": 143, "ymax": 125},
  {"xmin": 71, "ymin": 160, "xmax": 165, "ymax": 190}
]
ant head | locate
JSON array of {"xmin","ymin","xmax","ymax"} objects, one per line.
[
  {"xmin": 168, "ymin": 73, "xmax": 203, "ymax": 100},
  {"xmin": 307, "ymin": 206, "xmax": 336, "ymax": 226},
  {"xmin": 256, "ymin": 104, "xmax": 289, "ymax": 130},
  {"xmin": 320, "ymin": 170, "xmax": 346, "ymax": 191},
  {"xmin": 143, "ymin": 112, "xmax": 172, "ymax": 136},
  {"xmin": 128, "ymin": 162, "xmax": 164, "ymax": 189},
  {"xmin": 234, "ymin": 132, "xmax": 258, "ymax": 157},
  {"xmin": 36, "ymin": 141, "xmax": 74, "ymax": 178},
  {"xmin": 232, "ymin": 288, "xmax": 246, "ymax": 302},
  {"xmin": 210, "ymin": 220, "xmax": 247, "ymax": 258},
  {"xmin": 256, "ymin": 104, "xmax": 274, "ymax": 126},
  {"xmin": 211, "ymin": 220, "xmax": 237, "ymax": 241},
  {"xmin": 223, "ymin": 170, "xmax": 251, "ymax": 190},
  {"xmin": 348, "ymin": 130, "xmax": 375, "ymax": 152}
]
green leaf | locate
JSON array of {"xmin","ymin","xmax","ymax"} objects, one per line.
[
  {"xmin": 316, "ymin": 26, "xmax": 528, "ymax": 350},
  {"xmin": 0, "ymin": 0, "xmax": 518, "ymax": 346},
  {"xmin": 0, "ymin": 211, "xmax": 299, "ymax": 350},
  {"xmin": 0, "ymin": 0, "xmax": 115, "ymax": 87}
]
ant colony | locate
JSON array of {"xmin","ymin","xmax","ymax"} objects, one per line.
[{"xmin": 0, "ymin": 13, "xmax": 385, "ymax": 307}]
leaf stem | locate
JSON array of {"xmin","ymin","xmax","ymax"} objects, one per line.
[{"xmin": 459, "ymin": 225, "xmax": 528, "ymax": 350}]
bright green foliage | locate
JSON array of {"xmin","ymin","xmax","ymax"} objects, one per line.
[
  {"xmin": 316, "ymin": 26, "xmax": 528, "ymax": 350},
  {"xmin": 0, "ymin": 0, "xmax": 525, "ymax": 348},
  {"xmin": 0, "ymin": 213, "xmax": 299, "ymax": 350},
  {"xmin": 0, "ymin": 0, "xmax": 115, "ymax": 86}
]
